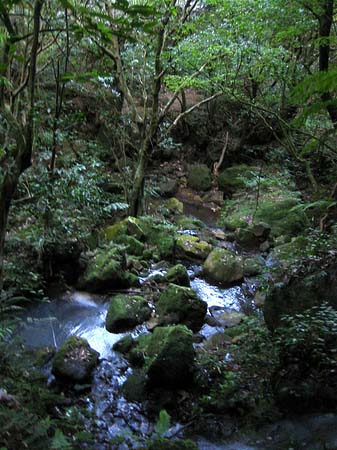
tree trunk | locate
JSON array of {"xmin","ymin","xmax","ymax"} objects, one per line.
[
  {"xmin": 319, "ymin": 0, "xmax": 337, "ymax": 127},
  {"xmin": 0, "ymin": 0, "xmax": 43, "ymax": 292},
  {"xmin": 129, "ymin": 143, "xmax": 147, "ymax": 217}
]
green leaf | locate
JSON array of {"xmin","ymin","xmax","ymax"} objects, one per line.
[{"xmin": 154, "ymin": 409, "xmax": 170, "ymax": 436}]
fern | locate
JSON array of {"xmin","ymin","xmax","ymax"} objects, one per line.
[{"xmin": 51, "ymin": 429, "xmax": 73, "ymax": 450}]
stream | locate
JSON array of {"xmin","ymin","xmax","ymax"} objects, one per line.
[{"xmin": 17, "ymin": 212, "xmax": 337, "ymax": 450}]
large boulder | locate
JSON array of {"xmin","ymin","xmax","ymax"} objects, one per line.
[
  {"xmin": 264, "ymin": 257, "xmax": 337, "ymax": 331},
  {"xmin": 203, "ymin": 248, "xmax": 244, "ymax": 284},
  {"xmin": 187, "ymin": 164, "xmax": 212, "ymax": 192},
  {"xmin": 106, "ymin": 295, "xmax": 152, "ymax": 333},
  {"xmin": 52, "ymin": 336, "xmax": 99, "ymax": 382},
  {"xmin": 78, "ymin": 245, "xmax": 139, "ymax": 292},
  {"xmin": 133, "ymin": 325, "xmax": 195, "ymax": 389},
  {"xmin": 156, "ymin": 283, "xmax": 207, "ymax": 331},
  {"xmin": 176, "ymin": 234, "xmax": 212, "ymax": 261}
]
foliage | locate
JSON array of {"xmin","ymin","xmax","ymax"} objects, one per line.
[
  {"xmin": 154, "ymin": 409, "xmax": 171, "ymax": 436},
  {"xmin": 274, "ymin": 303, "xmax": 337, "ymax": 369},
  {"xmin": 0, "ymin": 341, "xmax": 91, "ymax": 449},
  {"xmin": 195, "ymin": 317, "xmax": 277, "ymax": 421}
]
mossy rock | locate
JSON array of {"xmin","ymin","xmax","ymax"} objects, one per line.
[
  {"xmin": 78, "ymin": 245, "xmax": 139, "ymax": 292},
  {"xmin": 104, "ymin": 216, "xmax": 145, "ymax": 242},
  {"xmin": 243, "ymin": 256, "xmax": 265, "ymax": 277},
  {"xmin": 144, "ymin": 438, "xmax": 198, "ymax": 450},
  {"xmin": 203, "ymin": 248, "xmax": 244, "ymax": 285},
  {"xmin": 175, "ymin": 215, "xmax": 205, "ymax": 231},
  {"xmin": 140, "ymin": 218, "xmax": 176, "ymax": 259},
  {"xmin": 218, "ymin": 164, "xmax": 257, "ymax": 193},
  {"xmin": 176, "ymin": 234, "xmax": 212, "ymax": 261},
  {"xmin": 156, "ymin": 283, "xmax": 207, "ymax": 331},
  {"xmin": 165, "ymin": 197, "xmax": 184, "ymax": 215},
  {"xmin": 118, "ymin": 235, "xmax": 145, "ymax": 256},
  {"xmin": 165, "ymin": 264, "xmax": 190, "ymax": 287},
  {"xmin": 52, "ymin": 336, "xmax": 99, "ymax": 382},
  {"xmin": 134, "ymin": 325, "xmax": 195, "ymax": 389},
  {"xmin": 122, "ymin": 370, "xmax": 147, "ymax": 402},
  {"xmin": 235, "ymin": 227, "xmax": 259, "ymax": 248},
  {"xmin": 255, "ymin": 198, "xmax": 308, "ymax": 237},
  {"xmin": 113, "ymin": 335, "xmax": 135, "ymax": 354},
  {"xmin": 106, "ymin": 295, "xmax": 152, "ymax": 333},
  {"xmin": 187, "ymin": 164, "xmax": 212, "ymax": 191},
  {"xmin": 104, "ymin": 221, "xmax": 128, "ymax": 241}
]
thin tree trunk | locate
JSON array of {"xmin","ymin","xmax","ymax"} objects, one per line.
[
  {"xmin": 0, "ymin": 0, "xmax": 43, "ymax": 292},
  {"xmin": 129, "ymin": 142, "xmax": 147, "ymax": 217},
  {"xmin": 319, "ymin": 0, "xmax": 337, "ymax": 127}
]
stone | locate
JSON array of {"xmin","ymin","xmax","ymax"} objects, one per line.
[
  {"xmin": 138, "ymin": 217, "xmax": 176, "ymax": 259},
  {"xmin": 212, "ymin": 229, "xmax": 226, "ymax": 240},
  {"xmin": 218, "ymin": 164, "xmax": 256, "ymax": 193},
  {"xmin": 165, "ymin": 197, "xmax": 184, "ymax": 215},
  {"xmin": 122, "ymin": 370, "xmax": 147, "ymax": 402},
  {"xmin": 187, "ymin": 164, "xmax": 212, "ymax": 191},
  {"xmin": 113, "ymin": 335, "xmax": 135, "ymax": 354},
  {"xmin": 216, "ymin": 311, "xmax": 245, "ymax": 328},
  {"xmin": 142, "ymin": 325, "xmax": 195, "ymax": 389},
  {"xmin": 176, "ymin": 234, "xmax": 212, "ymax": 261},
  {"xmin": 78, "ymin": 245, "xmax": 139, "ymax": 292},
  {"xmin": 159, "ymin": 178, "xmax": 179, "ymax": 198},
  {"xmin": 243, "ymin": 256, "xmax": 265, "ymax": 276},
  {"xmin": 175, "ymin": 216, "xmax": 205, "ymax": 231},
  {"xmin": 165, "ymin": 264, "xmax": 190, "ymax": 287},
  {"xmin": 104, "ymin": 216, "xmax": 145, "ymax": 242},
  {"xmin": 255, "ymin": 198, "xmax": 308, "ymax": 237},
  {"xmin": 52, "ymin": 336, "xmax": 99, "ymax": 382},
  {"xmin": 235, "ymin": 227, "xmax": 259, "ymax": 248},
  {"xmin": 106, "ymin": 295, "xmax": 152, "ymax": 333},
  {"xmin": 203, "ymin": 248, "xmax": 244, "ymax": 285},
  {"xmin": 156, "ymin": 283, "xmax": 207, "ymax": 332},
  {"xmin": 252, "ymin": 222, "xmax": 271, "ymax": 239}
]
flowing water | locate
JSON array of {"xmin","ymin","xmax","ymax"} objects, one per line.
[{"xmin": 17, "ymin": 206, "xmax": 337, "ymax": 449}]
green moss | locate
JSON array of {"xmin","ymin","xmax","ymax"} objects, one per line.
[
  {"xmin": 52, "ymin": 336, "xmax": 99, "ymax": 382},
  {"xmin": 176, "ymin": 234, "xmax": 212, "ymax": 261},
  {"xmin": 165, "ymin": 197, "xmax": 184, "ymax": 214},
  {"xmin": 122, "ymin": 371, "xmax": 147, "ymax": 402},
  {"xmin": 243, "ymin": 257, "xmax": 265, "ymax": 276},
  {"xmin": 204, "ymin": 247, "xmax": 244, "ymax": 284},
  {"xmin": 218, "ymin": 164, "xmax": 257, "ymax": 192},
  {"xmin": 79, "ymin": 244, "xmax": 139, "ymax": 291},
  {"xmin": 113, "ymin": 335, "xmax": 135, "ymax": 354},
  {"xmin": 255, "ymin": 198, "xmax": 308, "ymax": 237},
  {"xmin": 165, "ymin": 264, "xmax": 190, "ymax": 286},
  {"xmin": 104, "ymin": 222, "xmax": 127, "ymax": 241},
  {"xmin": 187, "ymin": 164, "xmax": 212, "ymax": 191},
  {"xmin": 175, "ymin": 216, "xmax": 205, "ymax": 230},
  {"xmin": 156, "ymin": 283, "xmax": 207, "ymax": 331},
  {"xmin": 106, "ymin": 294, "xmax": 151, "ymax": 333}
]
